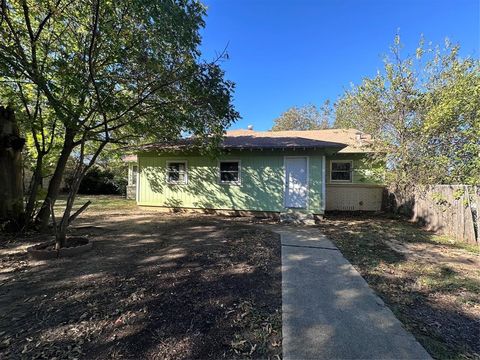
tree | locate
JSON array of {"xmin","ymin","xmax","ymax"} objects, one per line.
[
  {"xmin": 335, "ymin": 35, "xmax": 479, "ymax": 187},
  {"xmin": 65, "ymin": 166, "xmax": 126, "ymax": 195},
  {"xmin": 0, "ymin": 82, "xmax": 60, "ymax": 222},
  {"xmin": 1, "ymin": 0, "xmax": 239, "ymax": 247},
  {"xmin": 421, "ymin": 48, "xmax": 480, "ymax": 185},
  {"xmin": 0, "ymin": 106, "xmax": 25, "ymax": 229},
  {"xmin": 271, "ymin": 102, "xmax": 331, "ymax": 131}
]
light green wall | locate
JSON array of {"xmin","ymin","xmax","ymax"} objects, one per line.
[
  {"xmin": 326, "ymin": 153, "xmax": 384, "ymax": 185},
  {"xmin": 137, "ymin": 151, "xmax": 326, "ymax": 214}
]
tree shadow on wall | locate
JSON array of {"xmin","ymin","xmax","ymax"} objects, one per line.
[{"xmin": 188, "ymin": 165, "xmax": 285, "ymax": 214}]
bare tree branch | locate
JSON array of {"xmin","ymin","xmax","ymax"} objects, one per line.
[{"xmin": 68, "ymin": 200, "xmax": 91, "ymax": 225}]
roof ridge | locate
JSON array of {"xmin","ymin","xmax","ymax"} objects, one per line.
[{"xmin": 226, "ymin": 128, "xmax": 362, "ymax": 133}]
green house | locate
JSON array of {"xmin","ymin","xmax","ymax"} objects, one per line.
[{"xmin": 125, "ymin": 128, "xmax": 384, "ymax": 217}]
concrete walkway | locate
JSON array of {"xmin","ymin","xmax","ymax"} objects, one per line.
[{"xmin": 268, "ymin": 225, "xmax": 431, "ymax": 360}]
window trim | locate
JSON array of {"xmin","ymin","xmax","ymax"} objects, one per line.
[
  {"xmin": 218, "ymin": 160, "xmax": 241, "ymax": 185},
  {"xmin": 330, "ymin": 160, "xmax": 353, "ymax": 183},
  {"xmin": 166, "ymin": 160, "xmax": 188, "ymax": 185}
]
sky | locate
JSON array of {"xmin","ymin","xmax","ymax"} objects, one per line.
[{"xmin": 199, "ymin": 0, "xmax": 480, "ymax": 131}]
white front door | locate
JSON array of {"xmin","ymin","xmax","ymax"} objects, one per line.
[{"xmin": 285, "ymin": 157, "xmax": 308, "ymax": 208}]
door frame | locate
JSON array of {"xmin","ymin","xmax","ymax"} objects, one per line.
[{"xmin": 283, "ymin": 156, "xmax": 310, "ymax": 209}]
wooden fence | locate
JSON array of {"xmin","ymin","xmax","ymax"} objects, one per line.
[{"xmin": 385, "ymin": 185, "xmax": 479, "ymax": 244}]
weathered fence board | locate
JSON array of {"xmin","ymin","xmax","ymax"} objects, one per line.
[{"xmin": 387, "ymin": 185, "xmax": 479, "ymax": 244}]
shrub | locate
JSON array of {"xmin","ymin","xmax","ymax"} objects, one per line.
[{"xmin": 66, "ymin": 167, "xmax": 126, "ymax": 195}]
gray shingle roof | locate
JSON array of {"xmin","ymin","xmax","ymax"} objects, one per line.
[
  {"xmin": 140, "ymin": 135, "xmax": 346, "ymax": 151},
  {"xmin": 222, "ymin": 135, "xmax": 346, "ymax": 149},
  {"xmin": 135, "ymin": 129, "xmax": 374, "ymax": 153}
]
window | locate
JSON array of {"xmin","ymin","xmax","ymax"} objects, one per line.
[
  {"xmin": 131, "ymin": 165, "xmax": 138, "ymax": 186},
  {"xmin": 331, "ymin": 160, "xmax": 352, "ymax": 182},
  {"xmin": 219, "ymin": 161, "xmax": 240, "ymax": 184},
  {"xmin": 166, "ymin": 161, "xmax": 187, "ymax": 184}
]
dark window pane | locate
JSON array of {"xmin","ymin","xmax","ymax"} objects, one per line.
[
  {"xmin": 220, "ymin": 162, "xmax": 238, "ymax": 172},
  {"xmin": 167, "ymin": 162, "xmax": 186, "ymax": 183},
  {"xmin": 167, "ymin": 172, "xmax": 186, "ymax": 183},
  {"xmin": 331, "ymin": 171, "xmax": 351, "ymax": 181},
  {"xmin": 221, "ymin": 171, "xmax": 238, "ymax": 182},
  {"xmin": 168, "ymin": 163, "xmax": 185, "ymax": 172},
  {"xmin": 332, "ymin": 162, "xmax": 351, "ymax": 171},
  {"xmin": 219, "ymin": 161, "xmax": 240, "ymax": 183},
  {"xmin": 168, "ymin": 172, "xmax": 180, "ymax": 182}
]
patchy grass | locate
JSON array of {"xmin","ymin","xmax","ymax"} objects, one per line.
[
  {"xmin": 0, "ymin": 201, "xmax": 282, "ymax": 359},
  {"xmin": 317, "ymin": 214, "xmax": 480, "ymax": 360},
  {"xmin": 425, "ymin": 234, "xmax": 480, "ymax": 255},
  {"xmin": 54, "ymin": 194, "xmax": 137, "ymax": 214}
]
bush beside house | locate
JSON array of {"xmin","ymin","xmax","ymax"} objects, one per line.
[{"xmin": 65, "ymin": 167, "xmax": 127, "ymax": 196}]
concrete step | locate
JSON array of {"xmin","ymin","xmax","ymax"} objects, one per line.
[{"xmin": 279, "ymin": 212, "xmax": 316, "ymax": 225}]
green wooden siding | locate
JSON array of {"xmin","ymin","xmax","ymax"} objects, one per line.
[{"xmin": 137, "ymin": 151, "xmax": 326, "ymax": 214}]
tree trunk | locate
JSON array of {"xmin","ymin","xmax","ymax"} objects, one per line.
[
  {"xmin": 55, "ymin": 231, "xmax": 67, "ymax": 249},
  {"xmin": 55, "ymin": 167, "xmax": 84, "ymax": 248},
  {"xmin": 55, "ymin": 192, "xmax": 75, "ymax": 248},
  {"xmin": 25, "ymin": 153, "xmax": 44, "ymax": 221},
  {"xmin": 35, "ymin": 133, "xmax": 74, "ymax": 230},
  {"xmin": 0, "ymin": 106, "xmax": 25, "ymax": 228}
]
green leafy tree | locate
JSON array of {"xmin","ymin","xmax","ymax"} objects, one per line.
[
  {"xmin": 1, "ymin": 0, "xmax": 238, "ymax": 247},
  {"xmin": 1, "ymin": 84, "xmax": 61, "ymax": 221},
  {"xmin": 421, "ymin": 47, "xmax": 480, "ymax": 185},
  {"xmin": 335, "ymin": 35, "xmax": 479, "ymax": 187},
  {"xmin": 271, "ymin": 102, "xmax": 331, "ymax": 131}
]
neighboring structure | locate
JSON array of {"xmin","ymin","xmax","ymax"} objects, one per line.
[
  {"xmin": 124, "ymin": 128, "xmax": 384, "ymax": 216},
  {"xmin": 124, "ymin": 154, "xmax": 138, "ymax": 200}
]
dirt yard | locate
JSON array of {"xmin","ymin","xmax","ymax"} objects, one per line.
[
  {"xmin": 317, "ymin": 214, "xmax": 480, "ymax": 360},
  {"xmin": 0, "ymin": 199, "xmax": 282, "ymax": 359}
]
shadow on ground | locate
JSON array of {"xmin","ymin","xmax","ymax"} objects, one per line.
[
  {"xmin": 0, "ymin": 212, "xmax": 282, "ymax": 359},
  {"xmin": 317, "ymin": 213, "xmax": 480, "ymax": 359}
]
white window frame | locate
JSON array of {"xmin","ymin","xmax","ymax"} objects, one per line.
[
  {"xmin": 218, "ymin": 160, "xmax": 241, "ymax": 185},
  {"xmin": 166, "ymin": 160, "xmax": 188, "ymax": 185},
  {"xmin": 330, "ymin": 160, "xmax": 353, "ymax": 183}
]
